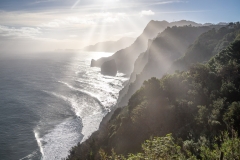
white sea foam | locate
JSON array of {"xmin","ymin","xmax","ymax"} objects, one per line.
[
  {"xmin": 33, "ymin": 52, "xmax": 128, "ymax": 160},
  {"xmin": 19, "ymin": 151, "xmax": 38, "ymax": 160},
  {"xmin": 42, "ymin": 90, "xmax": 83, "ymax": 117},
  {"xmin": 57, "ymin": 80, "xmax": 117, "ymax": 108},
  {"xmin": 37, "ymin": 90, "xmax": 108, "ymax": 158},
  {"xmin": 57, "ymin": 81, "xmax": 104, "ymax": 106},
  {"xmin": 40, "ymin": 118, "xmax": 83, "ymax": 160},
  {"xmin": 40, "ymin": 89, "xmax": 110, "ymax": 148},
  {"xmin": 34, "ymin": 129, "xmax": 44, "ymax": 158}
]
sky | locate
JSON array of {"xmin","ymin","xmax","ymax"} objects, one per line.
[{"xmin": 0, "ymin": 0, "xmax": 239, "ymax": 53}]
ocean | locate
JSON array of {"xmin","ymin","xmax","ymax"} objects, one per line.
[{"xmin": 0, "ymin": 51, "xmax": 128, "ymax": 160}]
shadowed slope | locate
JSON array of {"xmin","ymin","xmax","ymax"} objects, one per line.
[
  {"xmin": 67, "ymin": 39, "xmax": 240, "ymax": 160},
  {"xmin": 91, "ymin": 20, "xmax": 203, "ymax": 75},
  {"xmin": 118, "ymin": 25, "xmax": 212, "ymax": 107}
]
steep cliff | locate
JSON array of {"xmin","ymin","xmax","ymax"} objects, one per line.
[
  {"xmin": 118, "ymin": 24, "xmax": 239, "ymax": 108},
  {"xmin": 101, "ymin": 59, "xmax": 117, "ymax": 76},
  {"xmin": 91, "ymin": 20, "xmax": 203, "ymax": 75},
  {"xmin": 118, "ymin": 25, "xmax": 212, "ymax": 107}
]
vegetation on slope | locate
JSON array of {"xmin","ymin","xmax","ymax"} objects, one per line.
[
  {"xmin": 170, "ymin": 22, "xmax": 240, "ymax": 72},
  {"xmin": 100, "ymin": 131, "xmax": 240, "ymax": 160},
  {"xmin": 68, "ymin": 37, "xmax": 240, "ymax": 160},
  {"xmin": 118, "ymin": 23, "xmax": 236, "ymax": 110},
  {"xmin": 98, "ymin": 39, "xmax": 240, "ymax": 159},
  {"xmin": 118, "ymin": 25, "xmax": 212, "ymax": 108}
]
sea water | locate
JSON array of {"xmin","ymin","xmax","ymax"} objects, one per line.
[{"xmin": 0, "ymin": 51, "xmax": 128, "ymax": 160}]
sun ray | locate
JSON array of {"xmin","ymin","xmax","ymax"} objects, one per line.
[{"xmin": 71, "ymin": 0, "xmax": 81, "ymax": 9}]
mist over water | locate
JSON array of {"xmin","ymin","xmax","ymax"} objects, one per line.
[{"xmin": 0, "ymin": 51, "xmax": 128, "ymax": 160}]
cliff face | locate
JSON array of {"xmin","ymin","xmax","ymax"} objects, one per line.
[
  {"xmin": 91, "ymin": 20, "xmax": 203, "ymax": 75},
  {"xmin": 101, "ymin": 59, "xmax": 117, "ymax": 76},
  {"xmin": 117, "ymin": 25, "xmax": 212, "ymax": 107},
  {"xmin": 118, "ymin": 24, "xmax": 239, "ymax": 108}
]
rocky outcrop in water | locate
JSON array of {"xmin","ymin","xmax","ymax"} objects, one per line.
[
  {"xmin": 101, "ymin": 59, "xmax": 117, "ymax": 76},
  {"xmin": 90, "ymin": 59, "xmax": 96, "ymax": 67}
]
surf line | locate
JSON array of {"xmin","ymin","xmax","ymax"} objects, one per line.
[{"xmin": 34, "ymin": 129, "xmax": 44, "ymax": 158}]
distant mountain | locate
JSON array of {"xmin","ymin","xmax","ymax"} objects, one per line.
[
  {"xmin": 203, "ymin": 22, "xmax": 228, "ymax": 26},
  {"xmin": 82, "ymin": 37, "xmax": 135, "ymax": 53},
  {"xmin": 218, "ymin": 22, "xmax": 228, "ymax": 25},
  {"xmin": 170, "ymin": 20, "xmax": 202, "ymax": 26}
]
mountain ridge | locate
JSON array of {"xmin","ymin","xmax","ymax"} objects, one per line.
[
  {"xmin": 117, "ymin": 23, "xmax": 239, "ymax": 109},
  {"xmin": 82, "ymin": 37, "xmax": 135, "ymax": 53},
  {"xmin": 90, "ymin": 20, "xmax": 208, "ymax": 75}
]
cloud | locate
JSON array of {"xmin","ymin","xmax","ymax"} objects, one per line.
[
  {"xmin": 103, "ymin": 17, "xmax": 119, "ymax": 23},
  {"xmin": 148, "ymin": 0, "xmax": 186, "ymax": 6},
  {"xmin": 69, "ymin": 35, "xmax": 78, "ymax": 38},
  {"xmin": 41, "ymin": 20, "xmax": 63, "ymax": 28},
  {"xmin": 102, "ymin": 12, "xmax": 128, "ymax": 23},
  {"xmin": 0, "ymin": 25, "xmax": 41, "ymax": 39},
  {"xmin": 40, "ymin": 12, "xmax": 128, "ymax": 28},
  {"xmin": 140, "ymin": 10, "xmax": 155, "ymax": 16},
  {"xmin": 32, "ymin": 0, "xmax": 58, "ymax": 4},
  {"xmin": 40, "ymin": 16, "xmax": 96, "ymax": 28}
]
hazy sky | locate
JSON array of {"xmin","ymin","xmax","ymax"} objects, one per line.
[{"xmin": 0, "ymin": 0, "xmax": 239, "ymax": 53}]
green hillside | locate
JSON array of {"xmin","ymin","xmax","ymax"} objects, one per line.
[
  {"xmin": 68, "ymin": 38, "xmax": 240, "ymax": 160},
  {"xmin": 170, "ymin": 22, "xmax": 240, "ymax": 72}
]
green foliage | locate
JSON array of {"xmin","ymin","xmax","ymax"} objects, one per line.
[
  {"xmin": 224, "ymin": 102, "xmax": 240, "ymax": 132},
  {"xmin": 100, "ymin": 131, "xmax": 240, "ymax": 160},
  {"xmin": 93, "ymin": 40, "xmax": 240, "ymax": 159},
  {"xmin": 139, "ymin": 134, "xmax": 186, "ymax": 159},
  {"xmin": 171, "ymin": 22, "xmax": 240, "ymax": 72},
  {"xmin": 100, "ymin": 134, "xmax": 188, "ymax": 160},
  {"xmin": 200, "ymin": 131, "xmax": 240, "ymax": 160},
  {"xmin": 103, "ymin": 40, "xmax": 240, "ymax": 158},
  {"xmin": 67, "ymin": 30, "xmax": 240, "ymax": 160}
]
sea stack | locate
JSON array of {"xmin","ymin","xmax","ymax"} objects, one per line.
[
  {"xmin": 101, "ymin": 59, "xmax": 117, "ymax": 76},
  {"xmin": 90, "ymin": 59, "xmax": 96, "ymax": 67}
]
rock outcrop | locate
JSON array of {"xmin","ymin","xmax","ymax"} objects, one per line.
[
  {"xmin": 101, "ymin": 59, "xmax": 117, "ymax": 76},
  {"xmin": 90, "ymin": 59, "xmax": 96, "ymax": 67}
]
